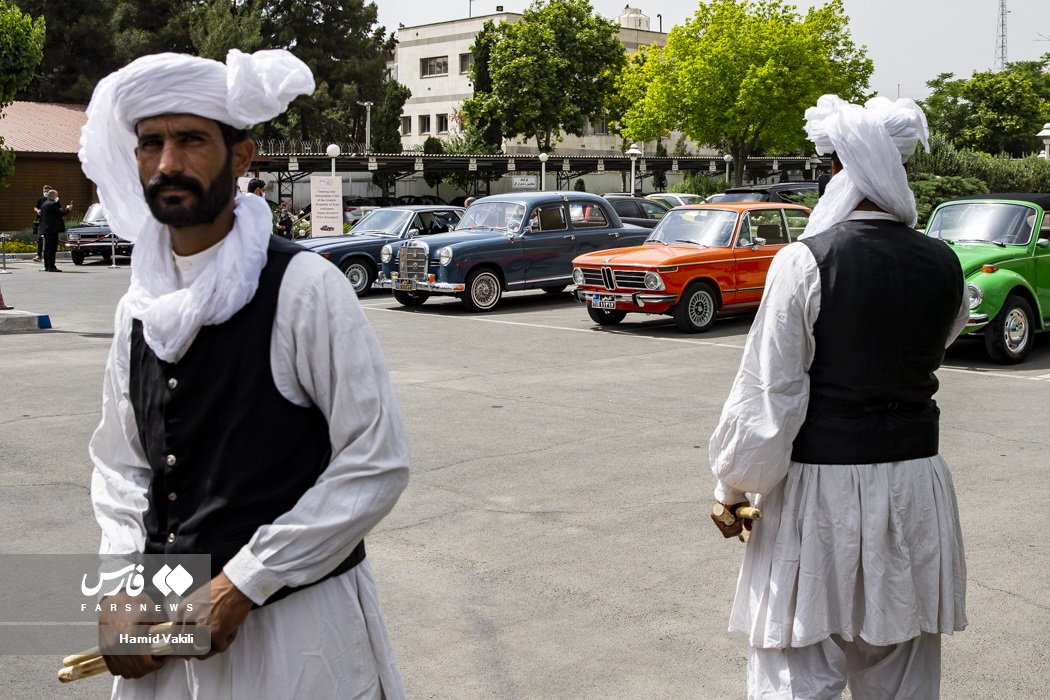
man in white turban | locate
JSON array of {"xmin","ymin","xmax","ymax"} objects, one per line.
[
  {"xmin": 80, "ymin": 50, "xmax": 410, "ymax": 699},
  {"xmin": 707, "ymin": 95, "xmax": 970, "ymax": 699}
]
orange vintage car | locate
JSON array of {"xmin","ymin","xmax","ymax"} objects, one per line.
[{"xmin": 571, "ymin": 202, "xmax": 812, "ymax": 332}]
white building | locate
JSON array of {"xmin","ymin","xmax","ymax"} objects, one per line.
[{"xmin": 394, "ymin": 7, "xmax": 703, "ymax": 158}]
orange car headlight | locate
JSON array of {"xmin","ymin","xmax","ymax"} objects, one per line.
[{"xmin": 644, "ymin": 272, "xmax": 665, "ymax": 291}]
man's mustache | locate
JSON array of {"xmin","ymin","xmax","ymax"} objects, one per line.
[{"xmin": 145, "ymin": 174, "xmax": 204, "ymax": 200}]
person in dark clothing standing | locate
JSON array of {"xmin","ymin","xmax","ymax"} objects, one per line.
[
  {"xmin": 32, "ymin": 185, "xmax": 52, "ymax": 262},
  {"xmin": 38, "ymin": 189, "xmax": 72, "ymax": 272},
  {"xmin": 708, "ymin": 95, "xmax": 969, "ymax": 699}
]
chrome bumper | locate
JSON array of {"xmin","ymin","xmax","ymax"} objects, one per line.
[
  {"xmin": 375, "ymin": 276, "xmax": 464, "ymax": 294},
  {"xmin": 572, "ymin": 287, "xmax": 678, "ymax": 307},
  {"xmin": 966, "ymin": 313, "xmax": 989, "ymax": 327}
]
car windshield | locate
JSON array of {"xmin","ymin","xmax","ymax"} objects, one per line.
[
  {"xmin": 350, "ymin": 209, "xmax": 412, "ymax": 236},
  {"xmin": 83, "ymin": 203, "xmax": 107, "ymax": 225},
  {"xmin": 457, "ymin": 202, "xmax": 527, "ymax": 231},
  {"xmin": 926, "ymin": 202, "xmax": 1037, "ymax": 246},
  {"xmin": 646, "ymin": 209, "xmax": 737, "ymax": 247}
]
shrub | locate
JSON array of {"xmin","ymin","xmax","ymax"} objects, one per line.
[
  {"xmin": 669, "ymin": 174, "xmax": 727, "ymax": 197},
  {"xmin": 909, "ymin": 173, "xmax": 989, "ymax": 224},
  {"xmin": 573, "ymin": 178, "xmax": 586, "ymax": 192}
]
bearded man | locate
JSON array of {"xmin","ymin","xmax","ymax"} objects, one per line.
[
  {"xmin": 80, "ymin": 50, "xmax": 410, "ymax": 699},
  {"xmin": 708, "ymin": 96, "xmax": 969, "ymax": 699}
]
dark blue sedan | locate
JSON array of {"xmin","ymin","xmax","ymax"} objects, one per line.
[{"xmin": 295, "ymin": 205, "xmax": 464, "ymax": 296}]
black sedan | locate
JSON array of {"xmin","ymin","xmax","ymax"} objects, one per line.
[
  {"xmin": 295, "ymin": 206, "xmax": 464, "ymax": 296},
  {"xmin": 602, "ymin": 194, "xmax": 671, "ymax": 229}
]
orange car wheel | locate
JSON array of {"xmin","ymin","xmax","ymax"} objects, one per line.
[{"xmin": 674, "ymin": 281, "xmax": 718, "ymax": 333}]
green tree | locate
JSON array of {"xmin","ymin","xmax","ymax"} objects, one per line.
[
  {"xmin": 189, "ymin": 0, "xmax": 264, "ymax": 60},
  {"xmin": 460, "ymin": 19, "xmax": 504, "ymax": 152},
  {"xmin": 369, "ymin": 79, "xmax": 411, "ymax": 194},
  {"xmin": 0, "ymin": 0, "xmax": 45, "ymax": 185},
  {"xmin": 11, "ymin": 0, "xmax": 117, "ymax": 104},
  {"xmin": 921, "ymin": 57, "xmax": 1050, "ymax": 157},
  {"xmin": 920, "ymin": 73, "xmax": 970, "ymax": 147},
  {"xmin": 623, "ymin": 0, "xmax": 872, "ymax": 186},
  {"xmin": 260, "ymin": 0, "xmax": 394, "ymax": 144},
  {"xmin": 959, "ymin": 69, "xmax": 1049, "ymax": 156},
  {"xmin": 421, "ymin": 136, "xmax": 445, "ymax": 191},
  {"xmin": 109, "ymin": 0, "xmax": 196, "ymax": 65},
  {"xmin": 464, "ymin": 0, "xmax": 626, "ymax": 152},
  {"xmin": 651, "ymin": 139, "xmax": 668, "ymax": 190},
  {"xmin": 439, "ymin": 125, "xmax": 504, "ymax": 196}
]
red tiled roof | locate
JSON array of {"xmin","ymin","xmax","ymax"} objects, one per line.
[{"xmin": 0, "ymin": 101, "xmax": 87, "ymax": 154}]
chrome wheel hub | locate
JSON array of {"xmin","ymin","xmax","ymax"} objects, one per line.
[
  {"xmin": 688, "ymin": 291, "xmax": 714, "ymax": 326},
  {"xmin": 1004, "ymin": 309, "xmax": 1028, "ymax": 352},
  {"xmin": 474, "ymin": 274, "xmax": 498, "ymax": 307}
]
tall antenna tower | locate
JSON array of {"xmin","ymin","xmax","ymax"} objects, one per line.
[{"xmin": 994, "ymin": 0, "xmax": 1008, "ymax": 71}]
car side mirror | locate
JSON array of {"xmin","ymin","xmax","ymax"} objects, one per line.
[
  {"xmin": 753, "ymin": 237, "xmax": 767, "ymax": 248},
  {"xmin": 408, "ymin": 228, "xmax": 420, "ymax": 237},
  {"xmin": 1037, "ymin": 238, "xmax": 1050, "ymax": 249}
]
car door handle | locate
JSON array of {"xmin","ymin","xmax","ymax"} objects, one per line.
[
  {"xmin": 608, "ymin": 232, "xmax": 620, "ymax": 237},
  {"xmin": 563, "ymin": 235, "xmax": 575, "ymax": 240}
]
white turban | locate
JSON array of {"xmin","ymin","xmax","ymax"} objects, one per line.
[
  {"xmin": 78, "ymin": 50, "xmax": 315, "ymax": 362},
  {"xmin": 799, "ymin": 95, "xmax": 929, "ymax": 239}
]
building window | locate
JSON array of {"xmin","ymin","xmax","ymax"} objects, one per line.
[
  {"xmin": 436, "ymin": 114, "xmax": 449, "ymax": 133},
  {"xmin": 401, "ymin": 116, "xmax": 411, "ymax": 135},
  {"xmin": 418, "ymin": 115, "xmax": 431, "ymax": 134},
  {"xmin": 420, "ymin": 56, "xmax": 448, "ymax": 77},
  {"xmin": 460, "ymin": 53, "xmax": 473, "ymax": 74},
  {"xmin": 592, "ymin": 118, "xmax": 609, "ymax": 136}
]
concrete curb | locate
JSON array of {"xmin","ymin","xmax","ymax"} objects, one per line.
[{"xmin": 0, "ymin": 310, "xmax": 52, "ymax": 332}]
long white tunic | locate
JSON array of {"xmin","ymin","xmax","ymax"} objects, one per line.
[
  {"xmin": 709, "ymin": 213, "xmax": 970, "ymax": 650},
  {"xmin": 89, "ymin": 243, "xmax": 410, "ymax": 699}
]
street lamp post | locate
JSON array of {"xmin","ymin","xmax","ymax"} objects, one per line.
[
  {"xmin": 809, "ymin": 155, "xmax": 822, "ymax": 180},
  {"xmin": 723, "ymin": 153, "xmax": 733, "ymax": 184},
  {"xmin": 626, "ymin": 143, "xmax": 642, "ymax": 194},
  {"xmin": 356, "ymin": 101, "xmax": 373, "ymax": 153},
  {"xmin": 538, "ymin": 152, "xmax": 549, "ymax": 190},
  {"xmin": 1038, "ymin": 123, "xmax": 1050, "ymax": 159},
  {"xmin": 326, "ymin": 143, "xmax": 340, "ymax": 176}
]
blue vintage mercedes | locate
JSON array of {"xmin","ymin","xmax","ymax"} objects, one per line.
[{"xmin": 374, "ymin": 192, "xmax": 649, "ymax": 311}]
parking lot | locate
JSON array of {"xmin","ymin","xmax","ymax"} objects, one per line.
[{"xmin": 1, "ymin": 256, "xmax": 1049, "ymax": 699}]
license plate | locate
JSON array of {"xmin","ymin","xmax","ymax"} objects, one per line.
[
  {"xmin": 395, "ymin": 279, "xmax": 414, "ymax": 291},
  {"xmin": 591, "ymin": 294, "xmax": 617, "ymax": 310}
]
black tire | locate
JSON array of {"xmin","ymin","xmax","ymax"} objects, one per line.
[
  {"xmin": 542, "ymin": 285, "xmax": 566, "ymax": 294},
  {"xmin": 339, "ymin": 258, "xmax": 375, "ymax": 297},
  {"xmin": 673, "ymin": 281, "xmax": 719, "ymax": 333},
  {"xmin": 70, "ymin": 250, "xmax": 85, "ymax": 266},
  {"xmin": 101, "ymin": 250, "xmax": 112, "ymax": 262},
  {"xmin": 461, "ymin": 268, "xmax": 503, "ymax": 312},
  {"xmin": 587, "ymin": 305, "xmax": 627, "ymax": 325},
  {"xmin": 393, "ymin": 290, "xmax": 429, "ymax": 307},
  {"xmin": 984, "ymin": 295, "xmax": 1034, "ymax": 364}
]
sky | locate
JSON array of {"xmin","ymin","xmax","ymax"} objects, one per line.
[{"xmin": 374, "ymin": 0, "xmax": 1050, "ymax": 101}]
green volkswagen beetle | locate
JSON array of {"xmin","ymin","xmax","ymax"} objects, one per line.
[{"xmin": 925, "ymin": 193, "xmax": 1050, "ymax": 364}]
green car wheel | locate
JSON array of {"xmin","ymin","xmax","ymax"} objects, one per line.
[{"xmin": 984, "ymin": 295, "xmax": 1034, "ymax": 364}]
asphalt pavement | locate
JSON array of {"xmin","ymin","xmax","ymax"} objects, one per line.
[{"xmin": 1, "ymin": 255, "xmax": 1048, "ymax": 698}]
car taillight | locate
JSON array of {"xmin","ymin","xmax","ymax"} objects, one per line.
[{"xmin": 345, "ymin": 206, "xmax": 357, "ymax": 212}]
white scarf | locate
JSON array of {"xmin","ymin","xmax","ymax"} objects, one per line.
[
  {"xmin": 799, "ymin": 95, "xmax": 929, "ymax": 239},
  {"xmin": 78, "ymin": 50, "xmax": 314, "ymax": 361}
]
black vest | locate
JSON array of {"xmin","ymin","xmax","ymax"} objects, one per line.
[
  {"xmin": 791, "ymin": 219, "xmax": 963, "ymax": 465},
  {"xmin": 129, "ymin": 237, "xmax": 363, "ymax": 603}
]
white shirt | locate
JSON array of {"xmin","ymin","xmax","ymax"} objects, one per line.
[
  {"xmin": 709, "ymin": 214, "xmax": 969, "ymax": 649},
  {"xmin": 89, "ymin": 243, "xmax": 409, "ymax": 698}
]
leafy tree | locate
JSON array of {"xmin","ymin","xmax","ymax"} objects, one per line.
[
  {"xmin": 573, "ymin": 178, "xmax": 586, "ymax": 191},
  {"xmin": 109, "ymin": 0, "xmax": 196, "ymax": 65},
  {"xmin": 0, "ymin": 0, "xmax": 45, "ymax": 185},
  {"xmin": 11, "ymin": 0, "xmax": 118, "ymax": 104},
  {"xmin": 623, "ymin": 0, "xmax": 872, "ymax": 186},
  {"xmin": 260, "ymin": 0, "xmax": 394, "ymax": 144},
  {"xmin": 460, "ymin": 19, "xmax": 504, "ymax": 152},
  {"xmin": 439, "ymin": 125, "xmax": 503, "ymax": 196},
  {"xmin": 421, "ymin": 136, "xmax": 444, "ymax": 191},
  {"xmin": 615, "ymin": 44, "xmax": 664, "ymax": 144},
  {"xmin": 921, "ymin": 56, "xmax": 1050, "ymax": 157},
  {"xmin": 463, "ymin": 0, "xmax": 626, "ymax": 152},
  {"xmin": 189, "ymin": 0, "xmax": 264, "ymax": 60},
  {"xmin": 370, "ymin": 79, "xmax": 411, "ymax": 194}
]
